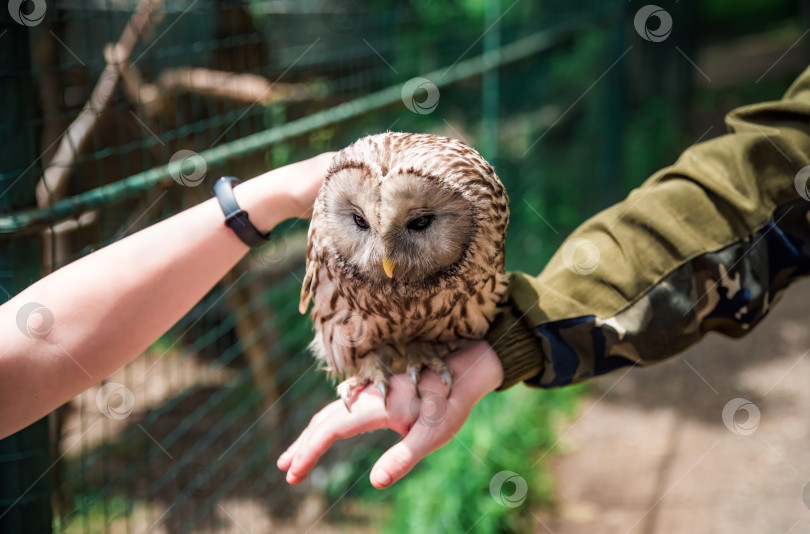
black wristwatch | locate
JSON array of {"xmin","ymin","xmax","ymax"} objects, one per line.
[{"xmin": 213, "ymin": 176, "xmax": 270, "ymax": 247}]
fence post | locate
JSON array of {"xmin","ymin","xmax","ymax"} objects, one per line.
[
  {"xmin": 599, "ymin": 3, "xmax": 627, "ymax": 208},
  {"xmin": 0, "ymin": 14, "xmax": 54, "ymax": 534},
  {"xmin": 481, "ymin": 0, "xmax": 501, "ymax": 162}
]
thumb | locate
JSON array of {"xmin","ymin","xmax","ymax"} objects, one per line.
[{"xmin": 370, "ymin": 422, "xmax": 447, "ymax": 489}]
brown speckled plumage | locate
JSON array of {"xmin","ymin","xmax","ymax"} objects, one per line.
[{"xmin": 299, "ymin": 132, "xmax": 509, "ymax": 405}]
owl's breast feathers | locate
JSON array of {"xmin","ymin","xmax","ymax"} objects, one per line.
[{"xmin": 304, "ymin": 227, "xmax": 508, "ymax": 377}]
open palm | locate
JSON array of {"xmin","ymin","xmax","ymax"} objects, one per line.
[{"xmin": 277, "ymin": 340, "xmax": 503, "ymax": 488}]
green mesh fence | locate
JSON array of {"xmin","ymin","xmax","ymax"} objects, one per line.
[{"xmin": 0, "ymin": 0, "xmax": 699, "ymax": 532}]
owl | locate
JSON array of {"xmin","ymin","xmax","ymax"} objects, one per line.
[{"xmin": 299, "ymin": 132, "xmax": 509, "ymax": 409}]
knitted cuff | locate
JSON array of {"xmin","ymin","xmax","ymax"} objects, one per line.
[{"xmin": 485, "ymin": 305, "xmax": 545, "ymax": 390}]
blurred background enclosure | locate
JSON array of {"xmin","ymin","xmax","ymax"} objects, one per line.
[{"xmin": 1, "ymin": 0, "xmax": 808, "ymax": 532}]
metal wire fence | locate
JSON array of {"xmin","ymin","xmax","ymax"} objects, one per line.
[{"xmin": 0, "ymin": 0, "xmax": 699, "ymax": 531}]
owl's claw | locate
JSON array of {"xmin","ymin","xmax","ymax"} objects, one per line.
[
  {"xmin": 409, "ymin": 368, "xmax": 421, "ymax": 398},
  {"xmin": 440, "ymin": 369, "xmax": 453, "ymax": 398},
  {"xmin": 336, "ymin": 377, "xmax": 364, "ymax": 413},
  {"xmin": 405, "ymin": 342, "xmax": 453, "ymax": 401},
  {"xmin": 377, "ymin": 381, "xmax": 388, "ymax": 409}
]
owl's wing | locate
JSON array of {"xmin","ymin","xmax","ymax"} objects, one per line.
[
  {"xmin": 299, "ymin": 257, "xmax": 318, "ymax": 314},
  {"xmin": 299, "ymin": 212, "xmax": 321, "ymax": 314}
]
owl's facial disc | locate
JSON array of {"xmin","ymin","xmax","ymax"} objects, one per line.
[
  {"xmin": 377, "ymin": 173, "xmax": 477, "ymax": 283},
  {"xmin": 323, "ymin": 166, "xmax": 477, "ymax": 285}
]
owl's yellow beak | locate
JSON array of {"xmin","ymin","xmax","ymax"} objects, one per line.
[{"xmin": 382, "ymin": 257, "xmax": 396, "ymax": 278}]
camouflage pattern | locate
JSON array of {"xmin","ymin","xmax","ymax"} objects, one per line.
[{"xmin": 528, "ymin": 199, "xmax": 810, "ymax": 388}]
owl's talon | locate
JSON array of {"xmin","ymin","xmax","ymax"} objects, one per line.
[
  {"xmin": 409, "ymin": 368, "xmax": 421, "ymax": 398},
  {"xmin": 377, "ymin": 381, "xmax": 388, "ymax": 409},
  {"xmin": 336, "ymin": 377, "xmax": 364, "ymax": 412},
  {"xmin": 406, "ymin": 342, "xmax": 453, "ymax": 400},
  {"xmin": 440, "ymin": 369, "xmax": 453, "ymax": 398}
]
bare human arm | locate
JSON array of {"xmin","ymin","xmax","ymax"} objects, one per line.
[
  {"xmin": 0, "ymin": 152, "xmax": 334, "ymax": 439},
  {"xmin": 277, "ymin": 340, "xmax": 503, "ymax": 489}
]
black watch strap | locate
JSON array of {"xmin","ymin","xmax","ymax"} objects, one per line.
[{"xmin": 213, "ymin": 176, "xmax": 270, "ymax": 247}]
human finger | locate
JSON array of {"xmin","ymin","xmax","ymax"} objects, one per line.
[
  {"xmin": 369, "ymin": 402, "xmax": 454, "ymax": 489},
  {"xmin": 285, "ymin": 396, "xmax": 389, "ymax": 483}
]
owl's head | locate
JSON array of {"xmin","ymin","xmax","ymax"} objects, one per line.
[{"xmin": 318, "ymin": 133, "xmax": 502, "ymax": 286}]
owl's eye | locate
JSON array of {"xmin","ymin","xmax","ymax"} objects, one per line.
[
  {"xmin": 407, "ymin": 214, "xmax": 434, "ymax": 232},
  {"xmin": 353, "ymin": 213, "xmax": 370, "ymax": 230}
]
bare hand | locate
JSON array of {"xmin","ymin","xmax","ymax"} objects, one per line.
[
  {"xmin": 277, "ymin": 340, "xmax": 503, "ymax": 489},
  {"xmin": 235, "ymin": 152, "xmax": 336, "ymax": 232},
  {"xmin": 285, "ymin": 152, "xmax": 336, "ymax": 219}
]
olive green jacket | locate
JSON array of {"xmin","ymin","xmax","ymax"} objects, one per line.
[{"xmin": 487, "ymin": 65, "xmax": 810, "ymax": 390}]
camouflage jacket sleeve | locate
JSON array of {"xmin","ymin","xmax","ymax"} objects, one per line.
[{"xmin": 486, "ymin": 66, "xmax": 810, "ymax": 390}]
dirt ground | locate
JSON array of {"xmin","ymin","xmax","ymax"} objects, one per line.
[{"xmin": 535, "ymin": 278, "xmax": 810, "ymax": 533}]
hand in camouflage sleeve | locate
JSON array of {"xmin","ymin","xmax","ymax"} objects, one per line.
[
  {"xmin": 489, "ymin": 66, "xmax": 810, "ymax": 389},
  {"xmin": 281, "ymin": 66, "xmax": 810, "ymax": 488}
]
